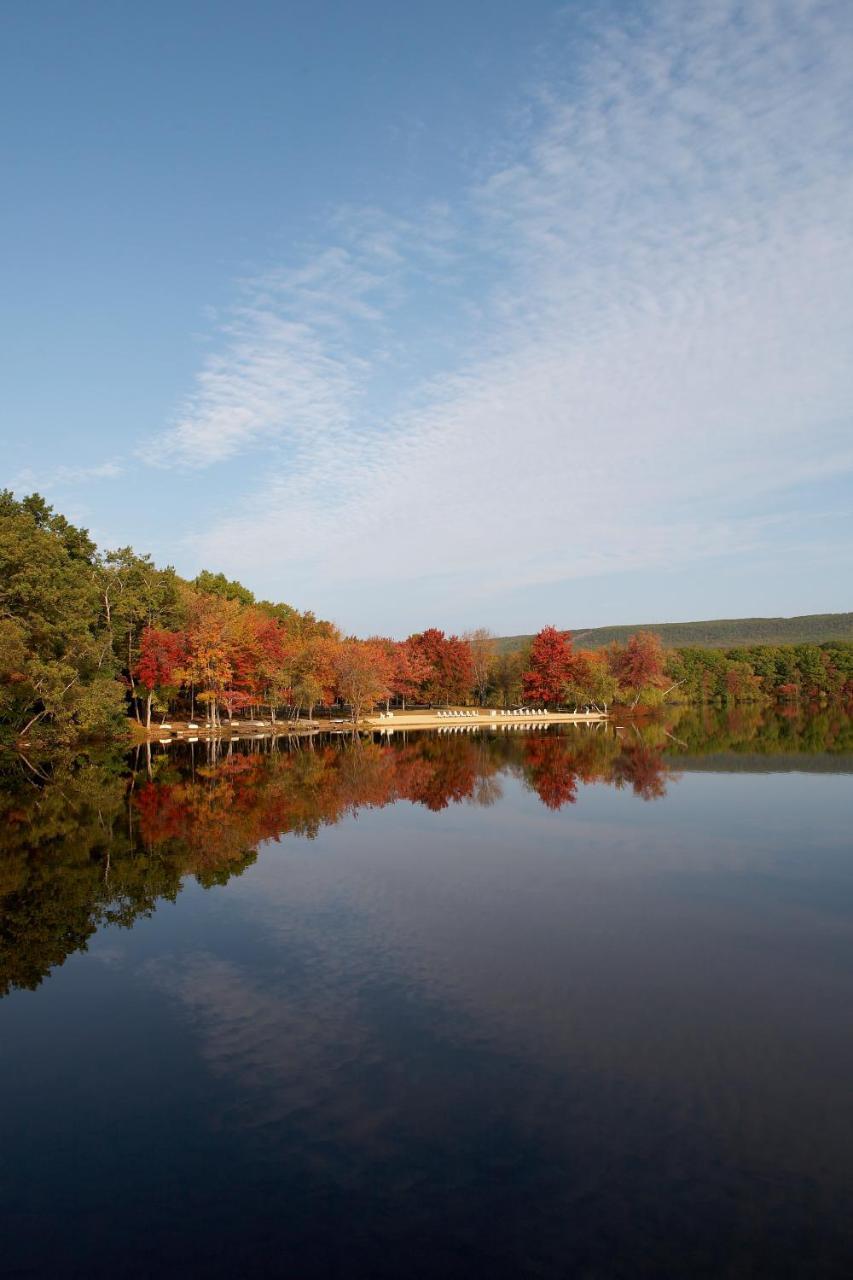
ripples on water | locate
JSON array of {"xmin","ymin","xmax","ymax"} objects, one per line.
[{"xmin": 1, "ymin": 710, "xmax": 852, "ymax": 1278}]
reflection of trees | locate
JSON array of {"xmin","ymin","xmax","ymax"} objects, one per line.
[
  {"xmin": 0, "ymin": 730, "xmax": 661, "ymax": 995},
  {"xmin": 611, "ymin": 740, "xmax": 670, "ymax": 800},
  {"xmin": 4, "ymin": 709, "xmax": 846, "ymax": 995},
  {"xmin": 0, "ymin": 749, "xmax": 257, "ymax": 997},
  {"xmin": 662, "ymin": 705, "xmax": 853, "ymax": 758},
  {"xmin": 519, "ymin": 729, "xmax": 670, "ymax": 807},
  {"xmin": 521, "ymin": 736, "xmax": 580, "ymax": 809}
]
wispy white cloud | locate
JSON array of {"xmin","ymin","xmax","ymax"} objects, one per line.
[
  {"xmin": 145, "ymin": 206, "xmax": 463, "ymax": 471},
  {"xmin": 10, "ymin": 459, "xmax": 124, "ymax": 492},
  {"xmin": 156, "ymin": 0, "xmax": 853, "ymax": 630}
]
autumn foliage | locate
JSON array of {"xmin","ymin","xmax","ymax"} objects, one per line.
[
  {"xmin": 522, "ymin": 626, "xmax": 576, "ymax": 707},
  {"xmin": 608, "ymin": 631, "xmax": 667, "ymax": 699},
  {"xmin": 2, "ymin": 487, "xmax": 851, "ymax": 742}
]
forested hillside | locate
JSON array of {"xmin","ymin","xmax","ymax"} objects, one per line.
[{"xmin": 497, "ymin": 613, "xmax": 853, "ymax": 654}]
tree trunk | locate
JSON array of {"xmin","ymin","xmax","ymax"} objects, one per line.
[
  {"xmin": 19, "ymin": 709, "xmax": 47, "ymax": 738},
  {"xmin": 128, "ymin": 631, "xmax": 141, "ymax": 723}
]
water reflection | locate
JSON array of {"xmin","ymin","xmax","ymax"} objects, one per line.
[
  {"xmin": 1, "ymin": 711, "xmax": 852, "ymax": 1277},
  {"xmin": 2, "ymin": 710, "xmax": 851, "ymax": 999}
]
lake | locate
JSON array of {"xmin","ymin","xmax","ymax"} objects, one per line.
[{"xmin": 1, "ymin": 710, "xmax": 852, "ymax": 1277}]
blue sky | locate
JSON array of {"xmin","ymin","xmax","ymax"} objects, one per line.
[{"xmin": 3, "ymin": 0, "xmax": 852, "ymax": 636}]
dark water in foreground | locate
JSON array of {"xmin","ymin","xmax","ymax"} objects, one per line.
[{"xmin": 1, "ymin": 710, "xmax": 852, "ymax": 1278}]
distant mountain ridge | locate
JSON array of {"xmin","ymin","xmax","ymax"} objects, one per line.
[{"xmin": 495, "ymin": 612, "xmax": 853, "ymax": 654}]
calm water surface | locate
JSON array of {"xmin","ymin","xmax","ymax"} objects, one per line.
[{"xmin": 1, "ymin": 711, "xmax": 852, "ymax": 1278}]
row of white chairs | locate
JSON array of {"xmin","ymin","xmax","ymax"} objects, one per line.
[
  {"xmin": 498, "ymin": 708, "xmax": 549, "ymax": 717},
  {"xmin": 438, "ymin": 722, "xmax": 549, "ymax": 735},
  {"xmin": 437, "ymin": 708, "xmax": 552, "ymax": 718}
]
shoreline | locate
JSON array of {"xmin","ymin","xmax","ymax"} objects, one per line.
[{"xmin": 116, "ymin": 708, "xmax": 611, "ymax": 744}]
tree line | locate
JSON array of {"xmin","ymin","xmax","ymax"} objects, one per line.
[{"xmin": 1, "ymin": 490, "xmax": 851, "ymax": 741}]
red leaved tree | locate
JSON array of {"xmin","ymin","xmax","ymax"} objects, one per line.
[
  {"xmin": 408, "ymin": 629, "xmax": 474, "ymax": 705},
  {"xmin": 522, "ymin": 626, "xmax": 574, "ymax": 707},
  {"xmin": 608, "ymin": 631, "xmax": 667, "ymax": 706},
  {"xmin": 391, "ymin": 639, "xmax": 431, "ymax": 709},
  {"xmin": 134, "ymin": 628, "xmax": 186, "ymax": 727}
]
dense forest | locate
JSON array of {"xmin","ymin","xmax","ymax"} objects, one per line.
[
  {"xmin": 1, "ymin": 490, "xmax": 852, "ymax": 743},
  {"xmin": 497, "ymin": 611, "xmax": 853, "ymax": 653}
]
